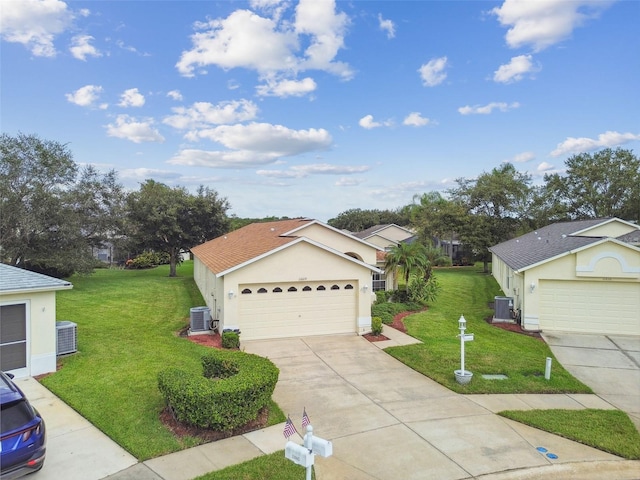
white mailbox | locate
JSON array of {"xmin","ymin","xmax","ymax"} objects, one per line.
[
  {"xmin": 312, "ymin": 436, "xmax": 333, "ymax": 458},
  {"xmin": 285, "ymin": 441, "xmax": 313, "ymax": 467}
]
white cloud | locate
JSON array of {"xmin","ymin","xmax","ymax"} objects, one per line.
[
  {"xmin": 65, "ymin": 84, "xmax": 104, "ymax": 107},
  {"xmin": 403, "ymin": 112, "xmax": 431, "ymax": 127},
  {"xmin": 163, "ymin": 99, "xmax": 259, "ymax": 130},
  {"xmin": 167, "ymin": 90, "xmax": 183, "ymax": 101},
  {"xmin": 491, "ymin": 0, "xmax": 613, "ymax": 52},
  {"xmin": 537, "ymin": 161, "xmax": 554, "ymax": 172},
  {"xmin": 69, "ymin": 34, "xmax": 101, "ymax": 61},
  {"xmin": 0, "ymin": 0, "xmax": 74, "ymax": 57},
  {"xmin": 493, "ymin": 54, "xmax": 537, "ymax": 83},
  {"xmin": 105, "ymin": 115, "xmax": 165, "ymax": 143},
  {"xmin": 256, "ymin": 77, "xmax": 317, "ymax": 97},
  {"xmin": 119, "ymin": 168, "xmax": 182, "ymax": 180},
  {"xmin": 359, "ymin": 115, "xmax": 380, "ymax": 129},
  {"xmin": 378, "ymin": 13, "xmax": 395, "ymax": 39},
  {"xmin": 176, "ymin": 1, "xmax": 353, "ymax": 85},
  {"xmin": 168, "ymin": 122, "xmax": 332, "ymax": 168},
  {"xmin": 257, "ymin": 163, "xmax": 370, "ymax": 178},
  {"xmin": 418, "ymin": 56, "xmax": 448, "ymax": 87},
  {"xmin": 551, "ymin": 131, "xmax": 640, "ymax": 157},
  {"xmin": 335, "ymin": 177, "xmax": 364, "ymax": 187},
  {"xmin": 118, "ymin": 88, "xmax": 145, "ymax": 107},
  {"xmin": 458, "ymin": 102, "xmax": 520, "ymax": 115},
  {"xmin": 509, "ymin": 151, "xmax": 535, "ymax": 163}
]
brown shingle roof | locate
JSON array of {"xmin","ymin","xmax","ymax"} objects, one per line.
[{"xmin": 191, "ymin": 218, "xmax": 314, "ymax": 274}]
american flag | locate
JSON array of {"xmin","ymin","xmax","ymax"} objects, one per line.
[
  {"xmin": 302, "ymin": 408, "xmax": 310, "ymax": 429},
  {"xmin": 283, "ymin": 415, "xmax": 297, "ymax": 439}
]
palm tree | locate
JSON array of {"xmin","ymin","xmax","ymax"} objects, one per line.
[
  {"xmin": 422, "ymin": 246, "xmax": 449, "ymax": 282},
  {"xmin": 384, "ymin": 242, "xmax": 428, "ymax": 290}
]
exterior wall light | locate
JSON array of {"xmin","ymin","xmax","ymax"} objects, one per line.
[
  {"xmin": 529, "ymin": 282, "xmax": 536, "ymax": 293},
  {"xmin": 228, "ymin": 290, "xmax": 234, "ymax": 299}
]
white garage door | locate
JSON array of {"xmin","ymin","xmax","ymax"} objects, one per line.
[
  {"xmin": 238, "ymin": 281, "xmax": 357, "ymax": 340},
  {"xmin": 539, "ymin": 280, "xmax": 640, "ymax": 335}
]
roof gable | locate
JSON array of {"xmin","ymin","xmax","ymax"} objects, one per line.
[
  {"xmin": 489, "ymin": 218, "xmax": 640, "ymax": 272},
  {"xmin": 0, "ymin": 264, "xmax": 73, "ymax": 294},
  {"xmin": 352, "ymin": 224, "xmax": 413, "ymax": 241}
]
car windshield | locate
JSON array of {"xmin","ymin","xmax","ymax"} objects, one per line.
[{"xmin": 1, "ymin": 400, "xmax": 35, "ymax": 434}]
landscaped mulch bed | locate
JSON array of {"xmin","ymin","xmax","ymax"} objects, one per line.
[
  {"xmin": 484, "ymin": 317, "xmax": 543, "ymax": 340},
  {"xmin": 363, "ymin": 310, "xmax": 411, "ymax": 342}
]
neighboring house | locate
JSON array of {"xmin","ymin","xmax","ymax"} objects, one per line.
[
  {"xmin": 191, "ymin": 218, "xmax": 382, "ymax": 341},
  {"xmin": 0, "ymin": 264, "xmax": 73, "ymax": 378},
  {"xmin": 352, "ymin": 224, "xmax": 415, "ymax": 291},
  {"xmin": 489, "ymin": 218, "xmax": 640, "ymax": 335}
]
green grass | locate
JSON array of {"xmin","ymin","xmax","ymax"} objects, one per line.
[
  {"xmin": 499, "ymin": 409, "xmax": 640, "ymax": 459},
  {"xmin": 194, "ymin": 451, "xmax": 315, "ymax": 480},
  {"xmin": 385, "ymin": 266, "xmax": 593, "ymax": 394},
  {"xmin": 41, "ymin": 263, "xmax": 285, "ymax": 460}
]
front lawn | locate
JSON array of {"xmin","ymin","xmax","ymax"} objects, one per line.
[
  {"xmin": 41, "ymin": 262, "xmax": 284, "ymax": 460},
  {"xmin": 385, "ymin": 267, "xmax": 592, "ymax": 394}
]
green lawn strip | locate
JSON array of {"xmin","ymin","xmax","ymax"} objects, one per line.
[
  {"xmin": 41, "ymin": 263, "xmax": 285, "ymax": 460},
  {"xmin": 385, "ymin": 267, "xmax": 592, "ymax": 394},
  {"xmin": 499, "ymin": 409, "xmax": 640, "ymax": 459},
  {"xmin": 194, "ymin": 451, "xmax": 315, "ymax": 480}
]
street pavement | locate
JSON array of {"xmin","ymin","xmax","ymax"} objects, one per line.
[{"xmin": 20, "ymin": 326, "xmax": 640, "ymax": 480}]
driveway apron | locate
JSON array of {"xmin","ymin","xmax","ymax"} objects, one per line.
[{"xmin": 243, "ymin": 335, "xmax": 639, "ymax": 480}]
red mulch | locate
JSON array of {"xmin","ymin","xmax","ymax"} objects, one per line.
[
  {"xmin": 185, "ymin": 331, "xmax": 223, "ymax": 348},
  {"xmin": 484, "ymin": 317, "xmax": 544, "ymax": 340}
]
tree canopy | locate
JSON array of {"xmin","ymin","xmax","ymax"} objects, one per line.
[{"xmin": 327, "ymin": 208, "xmax": 409, "ymax": 232}]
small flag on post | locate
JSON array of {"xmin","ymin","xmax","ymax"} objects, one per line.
[
  {"xmin": 283, "ymin": 415, "xmax": 297, "ymax": 438},
  {"xmin": 302, "ymin": 408, "xmax": 310, "ymax": 429}
]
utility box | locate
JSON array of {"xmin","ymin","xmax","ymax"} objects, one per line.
[
  {"xmin": 285, "ymin": 441, "xmax": 313, "ymax": 467},
  {"xmin": 493, "ymin": 296, "xmax": 513, "ymax": 322}
]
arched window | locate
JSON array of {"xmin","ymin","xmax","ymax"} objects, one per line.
[
  {"xmin": 273, "ymin": 287, "xmax": 283, "ymax": 293},
  {"xmin": 258, "ymin": 288, "xmax": 267, "ymax": 293},
  {"xmin": 241, "ymin": 288, "xmax": 252, "ymax": 294},
  {"xmin": 288, "ymin": 286, "xmax": 297, "ymax": 292},
  {"xmin": 345, "ymin": 284, "xmax": 354, "ymax": 290},
  {"xmin": 331, "ymin": 284, "xmax": 340, "ymax": 290},
  {"xmin": 302, "ymin": 286, "xmax": 312, "ymax": 291},
  {"xmin": 317, "ymin": 285, "xmax": 326, "ymax": 291}
]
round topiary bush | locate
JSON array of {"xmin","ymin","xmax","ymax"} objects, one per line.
[{"xmin": 158, "ymin": 350, "xmax": 279, "ymax": 431}]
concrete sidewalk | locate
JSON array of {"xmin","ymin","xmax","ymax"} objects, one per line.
[{"xmin": 23, "ymin": 329, "xmax": 640, "ymax": 480}]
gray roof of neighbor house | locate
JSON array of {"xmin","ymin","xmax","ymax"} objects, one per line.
[
  {"xmin": 488, "ymin": 218, "xmax": 633, "ymax": 272},
  {"xmin": 0, "ymin": 263, "xmax": 73, "ymax": 294}
]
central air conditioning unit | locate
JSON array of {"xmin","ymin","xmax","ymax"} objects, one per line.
[
  {"xmin": 493, "ymin": 296, "xmax": 514, "ymax": 323},
  {"xmin": 190, "ymin": 306, "xmax": 211, "ymax": 332},
  {"xmin": 56, "ymin": 321, "xmax": 78, "ymax": 355}
]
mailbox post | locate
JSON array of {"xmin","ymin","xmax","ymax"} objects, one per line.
[
  {"xmin": 285, "ymin": 424, "xmax": 332, "ymax": 479},
  {"xmin": 454, "ymin": 315, "xmax": 474, "ymax": 384}
]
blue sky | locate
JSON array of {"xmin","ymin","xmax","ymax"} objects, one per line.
[{"xmin": 2, "ymin": 0, "xmax": 639, "ymax": 222}]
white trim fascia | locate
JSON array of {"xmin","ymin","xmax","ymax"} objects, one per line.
[
  {"xmin": 284, "ymin": 219, "xmax": 383, "ymax": 251},
  {"xmin": 571, "ymin": 217, "xmax": 640, "ymax": 237},
  {"xmin": 0, "ymin": 284, "xmax": 73, "ymax": 296},
  {"xmin": 218, "ymin": 237, "xmax": 382, "ymax": 277}
]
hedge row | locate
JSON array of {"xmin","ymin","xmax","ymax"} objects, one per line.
[{"xmin": 158, "ymin": 350, "xmax": 279, "ymax": 430}]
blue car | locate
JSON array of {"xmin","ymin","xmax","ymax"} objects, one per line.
[{"xmin": 0, "ymin": 372, "xmax": 46, "ymax": 479}]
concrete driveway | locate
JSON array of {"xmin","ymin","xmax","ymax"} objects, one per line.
[
  {"xmin": 542, "ymin": 332, "xmax": 640, "ymax": 431},
  {"xmin": 243, "ymin": 334, "xmax": 640, "ymax": 480}
]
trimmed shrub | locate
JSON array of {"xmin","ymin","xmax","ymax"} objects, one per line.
[
  {"xmin": 127, "ymin": 251, "xmax": 171, "ymax": 269},
  {"xmin": 158, "ymin": 350, "xmax": 279, "ymax": 431},
  {"xmin": 371, "ymin": 317, "xmax": 383, "ymax": 336},
  {"xmin": 221, "ymin": 331, "xmax": 240, "ymax": 349}
]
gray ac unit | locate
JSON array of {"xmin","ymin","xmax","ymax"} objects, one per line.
[
  {"xmin": 56, "ymin": 321, "xmax": 78, "ymax": 355},
  {"xmin": 190, "ymin": 306, "xmax": 211, "ymax": 332},
  {"xmin": 493, "ymin": 296, "xmax": 513, "ymax": 322}
]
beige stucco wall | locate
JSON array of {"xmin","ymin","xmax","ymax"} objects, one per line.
[
  {"xmin": 366, "ymin": 234, "xmax": 395, "ymax": 249},
  {"xmin": 1, "ymin": 291, "xmax": 57, "ymax": 378},
  {"xmin": 576, "ymin": 221, "xmax": 638, "ymax": 238},
  {"xmin": 222, "ymin": 241, "xmax": 374, "ymax": 333},
  {"xmin": 294, "ymin": 223, "xmax": 378, "ymax": 264},
  {"xmin": 375, "ymin": 225, "xmax": 414, "ymax": 243}
]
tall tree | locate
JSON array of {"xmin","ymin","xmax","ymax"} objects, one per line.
[
  {"xmin": 126, "ymin": 180, "xmax": 230, "ymax": 277},
  {"xmin": 448, "ymin": 163, "xmax": 532, "ymax": 272},
  {"xmin": 542, "ymin": 148, "xmax": 640, "ymax": 221},
  {"xmin": 384, "ymin": 242, "xmax": 427, "ymax": 290},
  {"xmin": 1, "ymin": 133, "xmax": 123, "ymax": 276}
]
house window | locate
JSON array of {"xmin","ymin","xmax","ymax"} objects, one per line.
[
  {"xmin": 316, "ymin": 285, "xmax": 326, "ymax": 291},
  {"xmin": 372, "ymin": 273, "xmax": 386, "ymax": 291},
  {"xmin": 257, "ymin": 288, "xmax": 267, "ymax": 293},
  {"xmin": 345, "ymin": 284, "xmax": 354, "ymax": 290},
  {"xmin": 288, "ymin": 286, "xmax": 297, "ymax": 292},
  {"xmin": 331, "ymin": 285, "xmax": 340, "ymax": 290},
  {"xmin": 0, "ymin": 304, "xmax": 27, "ymax": 371},
  {"xmin": 273, "ymin": 287, "xmax": 283, "ymax": 293},
  {"xmin": 241, "ymin": 288, "xmax": 252, "ymax": 294},
  {"xmin": 302, "ymin": 286, "xmax": 312, "ymax": 291}
]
